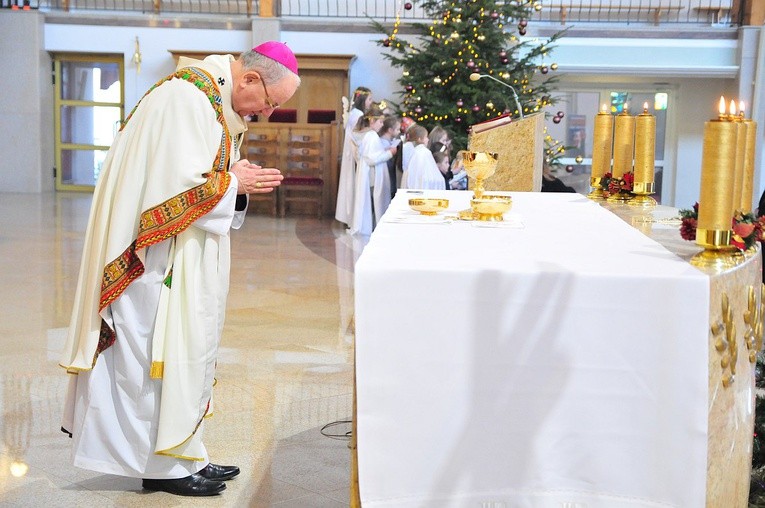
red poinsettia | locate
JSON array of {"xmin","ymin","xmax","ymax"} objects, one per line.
[
  {"xmin": 601, "ymin": 171, "xmax": 634, "ymax": 196},
  {"xmin": 679, "ymin": 203, "xmax": 765, "ymax": 251},
  {"xmin": 680, "ymin": 217, "xmax": 697, "ymax": 241}
]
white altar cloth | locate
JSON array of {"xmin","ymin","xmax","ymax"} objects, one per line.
[{"xmin": 355, "ymin": 191, "xmax": 710, "ymax": 507}]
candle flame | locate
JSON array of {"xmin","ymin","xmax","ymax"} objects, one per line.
[
  {"xmin": 600, "ymin": 103, "xmax": 607, "ymax": 113},
  {"xmin": 643, "ymin": 101, "xmax": 649, "ymax": 113},
  {"xmin": 739, "ymin": 100, "xmax": 746, "ymax": 117},
  {"xmin": 729, "ymin": 100, "xmax": 737, "ymax": 116},
  {"xmin": 719, "ymin": 96, "xmax": 726, "ymax": 116}
]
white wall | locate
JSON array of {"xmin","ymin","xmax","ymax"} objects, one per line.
[
  {"xmin": 6, "ymin": 20, "xmax": 758, "ymax": 209},
  {"xmin": 0, "ymin": 11, "xmax": 53, "ymax": 193},
  {"xmin": 282, "ymin": 30, "xmax": 400, "ymax": 104},
  {"xmin": 45, "ymin": 24, "xmax": 253, "ymax": 110}
]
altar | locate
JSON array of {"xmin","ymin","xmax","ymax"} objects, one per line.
[{"xmin": 353, "ymin": 190, "xmax": 760, "ymax": 507}]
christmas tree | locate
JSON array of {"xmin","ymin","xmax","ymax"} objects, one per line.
[{"xmin": 373, "ymin": 0, "xmax": 567, "ymax": 152}]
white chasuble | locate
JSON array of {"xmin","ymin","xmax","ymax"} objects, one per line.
[{"xmin": 60, "ymin": 55, "xmax": 248, "ymax": 478}]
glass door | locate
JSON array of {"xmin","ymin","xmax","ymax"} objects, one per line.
[{"xmin": 52, "ymin": 53, "xmax": 124, "ymax": 191}]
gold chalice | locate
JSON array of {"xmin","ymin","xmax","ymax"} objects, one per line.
[{"xmin": 463, "ymin": 151, "xmax": 499, "ymax": 199}]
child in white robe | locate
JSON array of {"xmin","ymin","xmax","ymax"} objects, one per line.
[
  {"xmin": 349, "ymin": 106, "xmax": 397, "ymax": 236},
  {"xmin": 335, "ymin": 87, "xmax": 373, "ymax": 226},
  {"xmin": 402, "ymin": 125, "xmax": 443, "ymax": 190}
]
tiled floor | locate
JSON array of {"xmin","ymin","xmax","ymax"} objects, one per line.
[{"xmin": 0, "ymin": 192, "xmax": 367, "ymax": 507}]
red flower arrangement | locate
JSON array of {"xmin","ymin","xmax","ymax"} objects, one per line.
[
  {"xmin": 679, "ymin": 202, "xmax": 765, "ymax": 251},
  {"xmin": 600, "ymin": 171, "xmax": 634, "ymax": 197}
]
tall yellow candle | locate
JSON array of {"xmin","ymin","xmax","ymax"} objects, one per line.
[
  {"xmin": 634, "ymin": 104, "xmax": 655, "ymax": 185},
  {"xmin": 697, "ymin": 119, "xmax": 737, "ymax": 238},
  {"xmin": 731, "ymin": 117, "xmax": 746, "ymax": 214},
  {"xmin": 739, "ymin": 102, "xmax": 758, "ymax": 212},
  {"xmin": 612, "ymin": 110, "xmax": 635, "ymax": 179},
  {"xmin": 590, "ymin": 106, "xmax": 613, "ymax": 179}
]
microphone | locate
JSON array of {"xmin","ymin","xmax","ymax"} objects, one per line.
[{"xmin": 469, "ymin": 73, "xmax": 524, "ymax": 119}]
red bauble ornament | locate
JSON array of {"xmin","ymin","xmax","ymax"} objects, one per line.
[
  {"xmin": 490, "ymin": 11, "xmax": 499, "ymax": 19},
  {"xmin": 405, "ymin": 85, "xmax": 413, "ymax": 92},
  {"xmin": 518, "ymin": 27, "xmax": 527, "ymax": 36},
  {"xmin": 519, "ymin": 18, "xmax": 528, "ymax": 27},
  {"xmin": 553, "ymin": 116, "xmax": 561, "ymax": 124},
  {"xmin": 499, "ymin": 50, "xmax": 507, "ymax": 58},
  {"xmin": 404, "ymin": 1, "xmax": 413, "ymax": 10},
  {"xmin": 414, "ymin": 106, "xmax": 423, "ymax": 113},
  {"xmin": 456, "ymin": 99, "xmax": 464, "ymax": 107},
  {"xmin": 455, "ymin": 117, "xmax": 462, "ymax": 123},
  {"xmin": 472, "ymin": 104, "xmax": 481, "ymax": 112},
  {"xmin": 565, "ymin": 165, "xmax": 575, "ymax": 173},
  {"xmin": 467, "ymin": 60, "xmax": 475, "ymax": 68},
  {"xmin": 383, "ymin": 39, "xmax": 391, "ymax": 47},
  {"xmin": 540, "ymin": 66, "xmax": 549, "ymax": 74},
  {"xmin": 501, "ymin": 58, "xmax": 509, "ymax": 64},
  {"xmin": 557, "ymin": 111, "xmax": 565, "ymax": 118}
]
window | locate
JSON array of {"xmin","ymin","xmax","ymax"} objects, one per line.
[{"xmin": 52, "ymin": 53, "xmax": 124, "ymax": 191}]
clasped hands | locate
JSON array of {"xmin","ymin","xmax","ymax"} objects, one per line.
[{"xmin": 230, "ymin": 159, "xmax": 283, "ymax": 194}]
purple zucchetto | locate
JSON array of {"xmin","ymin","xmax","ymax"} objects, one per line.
[{"xmin": 252, "ymin": 41, "xmax": 299, "ymax": 75}]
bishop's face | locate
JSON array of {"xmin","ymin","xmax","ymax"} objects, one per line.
[{"xmin": 232, "ymin": 71, "xmax": 299, "ymax": 119}]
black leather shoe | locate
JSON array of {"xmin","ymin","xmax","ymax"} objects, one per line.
[
  {"xmin": 199, "ymin": 463, "xmax": 240, "ymax": 481},
  {"xmin": 142, "ymin": 473, "xmax": 226, "ymax": 496}
]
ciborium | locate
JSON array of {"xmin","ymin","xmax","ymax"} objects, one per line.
[{"xmin": 463, "ymin": 151, "xmax": 499, "ymax": 199}]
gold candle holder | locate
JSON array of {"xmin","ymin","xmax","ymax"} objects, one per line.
[
  {"xmin": 587, "ymin": 107, "xmax": 613, "ymax": 201},
  {"xmin": 631, "ymin": 105, "xmax": 656, "ymax": 208},
  {"xmin": 691, "ymin": 115, "xmax": 740, "ymax": 270}
]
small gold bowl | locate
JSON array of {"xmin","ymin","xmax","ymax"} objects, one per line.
[
  {"xmin": 409, "ymin": 198, "xmax": 449, "ymax": 215},
  {"xmin": 470, "ymin": 194, "xmax": 512, "ymax": 221}
]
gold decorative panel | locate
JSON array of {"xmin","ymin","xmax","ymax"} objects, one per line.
[{"xmin": 467, "ymin": 112, "xmax": 544, "ymax": 192}]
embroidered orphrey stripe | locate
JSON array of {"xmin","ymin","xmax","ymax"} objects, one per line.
[
  {"xmin": 97, "ymin": 66, "xmax": 232, "ymax": 319},
  {"xmin": 135, "ymin": 171, "xmax": 231, "ymax": 251},
  {"xmin": 122, "ymin": 67, "xmax": 226, "ymax": 131}
]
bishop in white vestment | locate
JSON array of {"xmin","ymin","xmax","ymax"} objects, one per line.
[{"xmin": 58, "ymin": 43, "xmax": 301, "ymax": 496}]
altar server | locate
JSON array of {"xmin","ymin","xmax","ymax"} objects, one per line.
[
  {"xmin": 349, "ymin": 106, "xmax": 397, "ymax": 235},
  {"xmin": 335, "ymin": 87, "xmax": 373, "ymax": 226},
  {"xmin": 402, "ymin": 125, "xmax": 444, "ymax": 190}
]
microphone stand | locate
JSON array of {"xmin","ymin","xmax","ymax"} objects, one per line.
[{"xmin": 470, "ymin": 73, "xmax": 524, "ymax": 119}]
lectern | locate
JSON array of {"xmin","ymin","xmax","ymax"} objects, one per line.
[{"xmin": 467, "ymin": 112, "xmax": 545, "ymax": 192}]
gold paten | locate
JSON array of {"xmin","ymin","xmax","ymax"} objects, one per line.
[{"xmin": 408, "ymin": 198, "xmax": 449, "ymax": 215}]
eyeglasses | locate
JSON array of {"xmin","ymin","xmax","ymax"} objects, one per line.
[{"xmin": 254, "ymin": 72, "xmax": 280, "ymax": 110}]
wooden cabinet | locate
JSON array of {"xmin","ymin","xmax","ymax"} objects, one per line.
[
  {"xmin": 169, "ymin": 51, "xmax": 355, "ymax": 217},
  {"xmin": 244, "ymin": 123, "xmax": 340, "ymax": 216}
]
